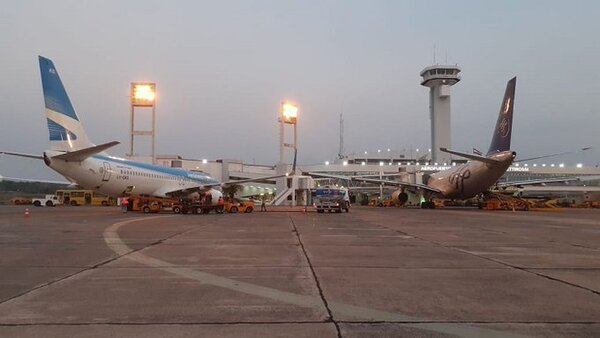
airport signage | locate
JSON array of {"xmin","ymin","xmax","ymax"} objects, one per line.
[
  {"xmin": 507, "ymin": 167, "xmax": 530, "ymax": 172},
  {"xmin": 420, "ymin": 165, "xmax": 452, "ymax": 172}
]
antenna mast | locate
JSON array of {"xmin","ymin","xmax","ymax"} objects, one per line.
[{"xmin": 338, "ymin": 113, "xmax": 345, "ymax": 159}]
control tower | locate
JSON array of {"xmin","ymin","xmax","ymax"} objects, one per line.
[{"xmin": 420, "ymin": 65, "xmax": 461, "ymax": 165}]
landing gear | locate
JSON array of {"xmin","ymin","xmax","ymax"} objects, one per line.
[{"xmin": 421, "ymin": 201, "xmax": 436, "ymax": 209}]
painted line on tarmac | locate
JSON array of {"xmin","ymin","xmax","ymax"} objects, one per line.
[{"xmin": 104, "ymin": 217, "xmax": 528, "ymax": 338}]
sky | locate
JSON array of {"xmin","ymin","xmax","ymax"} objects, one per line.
[{"xmin": 1, "ymin": 0, "xmax": 599, "ymax": 180}]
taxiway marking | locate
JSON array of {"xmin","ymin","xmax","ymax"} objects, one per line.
[{"xmin": 103, "ymin": 216, "xmax": 527, "ymax": 338}]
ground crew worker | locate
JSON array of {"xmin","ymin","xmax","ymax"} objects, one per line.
[
  {"xmin": 261, "ymin": 195, "xmax": 267, "ymax": 212},
  {"xmin": 121, "ymin": 198, "xmax": 129, "ymax": 213},
  {"xmin": 217, "ymin": 196, "xmax": 225, "ymax": 213}
]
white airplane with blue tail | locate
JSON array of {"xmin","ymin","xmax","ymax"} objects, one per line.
[{"xmin": 1, "ymin": 56, "xmax": 288, "ymax": 204}]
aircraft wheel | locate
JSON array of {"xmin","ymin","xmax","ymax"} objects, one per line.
[
  {"xmin": 398, "ymin": 193, "xmax": 409, "ymax": 205},
  {"xmin": 422, "ymin": 201, "xmax": 435, "ymax": 209}
]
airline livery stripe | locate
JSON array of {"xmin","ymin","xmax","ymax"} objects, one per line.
[{"xmin": 92, "ymin": 155, "xmax": 219, "ymax": 185}]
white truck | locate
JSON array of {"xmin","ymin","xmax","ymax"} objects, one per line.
[
  {"xmin": 32, "ymin": 194, "xmax": 61, "ymax": 207},
  {"xmin": 313, "ymin": 187, "xmax": 350, "ymax": 213}
]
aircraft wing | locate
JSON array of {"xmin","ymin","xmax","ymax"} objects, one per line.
[
  {"xmin": 0, "ymin": 174, "xmax": 70, "ymax": 185},
  {"xmin": 306, "ymin": 172, "xmax": 440, "ymax": 193},
  {"xmin": 495, "ymin": 177, "xmax": 580, "ymax": 188},
  {"xmin": 353, "ymin": 173, "xmax": 408, "ymax": 178},
  {"xmin": 218, "ymin": 173, "xmax": 288, "ymax": 186},
  {"xmin": 52, "ymin": 141, "xmax": 120, "ymax": 162},
  {"xmin": 440, "ymin": 148, "xmax": 499, "ymax": 164},
  {"xmin": 351, "ymin": 177, "xmax": 442, "ymax": 193},
  {"xmin": 0, "ymin": 151, "xmax": 44, "ymax": 160},
  {"xmin": 306, "ymin": 172, "xmax": 354, "ymax": 181},
  {"xmin": 163, "ymin": 185, "xmax": 209, "ymax": 198},
  {"xmin": 514, "ymin": 147, "xmax": 592, "ymax": 163},
  {"xmin": 161, "ymin": 173, "xmax": 290, "ymax": 198}
]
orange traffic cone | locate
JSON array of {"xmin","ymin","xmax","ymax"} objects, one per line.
[{"xmin": 24, "ymin": 208, "xmax": 30, "ymax": 218}]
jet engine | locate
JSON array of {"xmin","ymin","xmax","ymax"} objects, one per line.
[{"xmin": 391, "ymin": 189, "xmax": 409, "ymax": 206}]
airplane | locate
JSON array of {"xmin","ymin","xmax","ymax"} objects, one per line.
[
  {"xmin": 0, "ymin": 56, "xmax": 288, "ymax": 205},
  {"xmin": 309, "ymin": 77, "xmax": 555, "ymax": 208}
]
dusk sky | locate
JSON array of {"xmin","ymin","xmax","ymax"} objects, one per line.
[{"xmin": 1, "ymin": 0, "xmax": 599, "ymax": 180}]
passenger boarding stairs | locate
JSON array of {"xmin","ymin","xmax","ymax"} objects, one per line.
[{"xmin": 271, "ymin": 187, "xmax": 292, "ymax": 206}]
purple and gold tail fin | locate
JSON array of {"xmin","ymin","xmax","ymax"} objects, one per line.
[{"xmin": 487, "ymin": 77, "xmax": 516, "ymax": 156}]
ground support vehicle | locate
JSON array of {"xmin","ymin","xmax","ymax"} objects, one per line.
[
  {"xmin": 224, "ymin": 199, "xmax": 255, "ymax": 213},
  {"xmin": 32, "ymin": 194, "xmax": 61, "ymax": 207},
  {"xmin": 10, "ymin": 197, "xmax": 32, "ymax": 205},
  {"xmin": 177, "ymin": 199, "xmax": 224, "ymax": 215},
  {"xmin": 478, "ymin": 193, "xmax": 530, "ymax": 211},
  {"xmin": 176, "ymin": 198, "xmax": 254, "ymax": 214},
  {"xmin": 56, "ymin": 189, "xmax": 114, "ymax": 206},
  {"xmin": 127, "ymin": 196, "xmax": 180, "ymax": 213},
  {"xmin": 313, "ymin": 187, "xmax": 350, "ymax": 213}
]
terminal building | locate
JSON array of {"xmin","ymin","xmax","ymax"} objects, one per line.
[
  {"xmin": 134, "ymin": 63, "xmax": 600, "ymax": 205},
  {"xmin": 153, "ymin": 153, "xmax": 600, "ymax": 206}
]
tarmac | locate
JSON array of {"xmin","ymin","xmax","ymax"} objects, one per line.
[{"xmin": 0, "ymin": 205, "xmax": 599, "ymax": 337}]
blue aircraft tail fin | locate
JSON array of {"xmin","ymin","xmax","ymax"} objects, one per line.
[{"xmin": 39, "ymin": 56, "xmax": 94, "ymax": 151}]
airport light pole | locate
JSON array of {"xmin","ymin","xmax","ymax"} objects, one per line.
[
  {"xmin": 279, "ymin": 101, "xmax": 298, "ymax": 163},
  {"xmin": 276, "ymin": 101, "xmax": 298, "ymax": 205},
  {"xmin": 129, "ymin": 82, "xmax": 156, "ymax": 164}
]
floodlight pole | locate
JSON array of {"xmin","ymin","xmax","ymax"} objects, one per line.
[
  {"xmin": 276, "ymin": 102, "xmax": 298, "ymax": 206},
  {"xmin": 279, "ymin": 118, "xmax": 284, "ymax": 164},
  {"xmin": 129, "ymin": 82, "xmax": 157, "ymax": 164},
  {"xmin": 278, "ymin": 102, "xmax": 297, "ymax": 164}
]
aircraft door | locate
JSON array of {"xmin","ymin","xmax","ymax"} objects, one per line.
[{"xmin": 102, "ymin": 162, "xmax": 111, "ymax": 182}]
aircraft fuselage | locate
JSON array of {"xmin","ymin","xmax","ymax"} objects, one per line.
[
  {"xmin": 45, "ymin": 150, "xmax": 223, "ymax": 202},
  {"xmin": 427, "ymin": 151, "xmax": 516, "ymax": 199}
]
